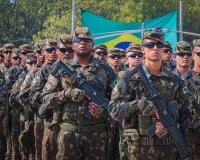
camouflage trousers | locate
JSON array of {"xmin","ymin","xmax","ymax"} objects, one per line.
[
  {"xmin": 5, "ymin": 109, "xmax": 21, "ymax": 160},
  {"xmin": 186, "ymin": 132, "xmax": 200, "ymax": 160},
  {"xmin": 56, "ymin": 130, "xmax": 109, "ymax": 160},
  {"xmin": 42, "ymin": 124, "xmax": 59, "ymax": 160},
  {"xmin": 0, "ymin": 116, "xmax": 6, "ymax": 160},
  {"xmin": 123, "ymin": 144, "xmax": 176, "ymax": 160},
  {"xmin": 34, "ymin": 120, "xmax": 44, "ymax": 160}
]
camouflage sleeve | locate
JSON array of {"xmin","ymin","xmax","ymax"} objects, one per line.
[
  {"xmin": 108, "ymin": 79, "xmax": 144, "ymax": 121},
  {"xmin": 42, "ymin": 74, "xmax": 67, "ymax": 109},
  {"xmin": 29, "ymin": 68, "xmax": 46, "ymax": 104}
]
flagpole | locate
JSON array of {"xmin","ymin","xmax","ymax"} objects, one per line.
[
  {"xmin": 141, "ymin": 22, "xmax": 145, "ymax": 38},
  {"xmin": 179, "ymin": 0, "xmax": 183, "ymax": 41},
  {"xmin": 71, "ymin": 0, "xmax": 75, "ymax": 33}
]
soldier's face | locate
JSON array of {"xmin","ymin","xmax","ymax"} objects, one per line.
[
  {"xmin": 107, "ymin": 54, "xmax": 121, "ymax": 67},
  {"xmin": 93, "ymin": 49, "xmax": 107, "ymax": 61},
  {"xmin": 127, "ymin": 52, "xmax": 143, "ymax": 68},
  {"xmin": 193, "ymin": 47, "xmax": 200, "ymax": 67},
  {"xmin": 162, "ymin": 47, "xmax": 172, "ymax": 62},
  {"xmin": 4, "ymin": 51, "xmax": 12, "ymax": 61},
  {"xmin": 174, "ymin": 52, "xmax": 193, "ymax": 68},
  {"xmin": 57, "ymin": 43, "xmax": 74, "ymax": 61},
  {"xmin": 0, "ymin": 56, "xmax": 4, "ymax": 63},
  {"xmin": 72, "ymin": 38, "xmax": 94, "ymax": 57},
  {"xmin": 142, "ymin": 39, "xmax": 164, "ymax": 62},
  {"xmin": 43, "ymin": 45, "xmax": 58, "ymax": 63}
]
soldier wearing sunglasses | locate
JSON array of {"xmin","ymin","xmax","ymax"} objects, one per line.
[
  {"xmin": 42, "ymin": 27, "xmax": 117, "ymax": 160},
  {"xmin": 109, "ymin": 30, "xmax": 194, "ymax": 160},
  {"xmin": 179, "ymin": 39, "xmax": 200, "ymax": 160},
  {"xmin": 93, "ymin": 44, "xmax": 108, "ymax": 61},
  {"xmin": 162, "ymin": 42, "xmax": 176, "ymax": 70},
  {"xmin": 107, "ymin": 48, "xmax": 124, "ymax": 76},
  {"xmin": 58, "ymin": 34, "xmax": 74, "ymax": 61},
  {"xmin": 30, "ymin": 39, "xmax": 58, "ymax": 160},
  {"xmin": 173, "ymin": 41, "xmax": 193, "ymax": 76},
  {"xmin": 0, "ymin": 43, "xmax": 15, "ymax": 73}
]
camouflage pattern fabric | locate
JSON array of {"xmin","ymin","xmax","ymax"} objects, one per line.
[
  {"xmin": 109, "ymin": 62, "xmax": 193, "ymax": 160},
  {"xmin": 42, "ymin": 57, "xmax": 117, "ymax": 159}
]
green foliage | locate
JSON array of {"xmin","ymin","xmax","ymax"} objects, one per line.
[{"xmin": 0, "ymin": 0, "xmax": 200, "ymax": 46}]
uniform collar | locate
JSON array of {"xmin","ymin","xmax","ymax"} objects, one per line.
[{"xmin": 70, "ymin": 56, "xmax": 99, "ymax": 68}]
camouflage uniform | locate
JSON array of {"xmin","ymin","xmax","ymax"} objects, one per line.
[
  {"xmin": 42, "ymin": 27, "xmax": 117, "ymax": 160},
  {"xmin": 109, "ymin": 31, "xmax": 193, "ymax": 160},
  {"xmin": 19, "ymin": 65, "xmax": 43, "ymax": 160},
  {"xmin": 30, "ymin": 39, "xmax": 58, "ymax": 160},
  {"xmin": 180, "ymin": 39, "xmax": 200, "ymax": 160},
  {"xmin": 0, "ymin": 72, "xmax": 8, "ymax": 159}
]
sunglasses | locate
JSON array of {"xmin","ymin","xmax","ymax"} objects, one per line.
[
  {"xmin": 176, "ymin": 52, "xmax": 192, "ymax": 57},
  {"xmin": 59, "ymin": 48, "xmax": 73, "ymax": 53},
  {"xmin": 20, "ymin": 50, "xmax": 30, "ymax": 55},
  {"xmin": 36, "ymin": 49, "xmax": 41, "ymax": 54},
  {"xmin": 44, "ymin": 48, "xmax": 56, "ymax": 53},
  {"xmin": 12, "ymin": 56, "xmax": 21, "ymax": 60},
  {"xmin": 164, "ymin": 49, "xmax": 172, "ymax": 53},
  {"xmin": 195, "ymin": 52, "xmax": 200, "ymax": 57},
  {"xmin": 143, "ymin": 42, "xmax": 164, "ymax": 48},
  {"xmin": 4, "ymin": 51, "xmax": 12, "ymax": 54},
  {"xmin": 95, "ymin": 51, "xmax": 107, "ymax": 56},
  {"xmin": 109, "ymin": 54, "xmax": 122, "ymax": 59},
  {"xmin": 26, "ymin": 60, "xmax": 37, "ymax": 65},
  {"xmin": 128, "ymin": 53, "xmax": 143, "ymax": 58},
  {"xmin": 72, "ymin": 37, "xmax": 93, "ymax": 43}
]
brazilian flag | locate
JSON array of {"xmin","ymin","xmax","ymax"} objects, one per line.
[{"xmin": 81, "ymin": 9, "xmax": 177, "ymax": 50}]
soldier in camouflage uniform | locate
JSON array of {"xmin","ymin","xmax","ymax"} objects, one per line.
[
  {"xmin": 0, "ymin": 43, "xmax": 15, "ymax": 73},
  {"xmin": 109, "ymin": 31, "xmax": 193, "ymax": 160},
  {"xmin": 18, "ymin": 41, "xmax": 45, "ymax": 160},
  {"xmin": 0, "ymin": 71, "xmax": 8, "ymax": 159},
  {"xmin": 93, "ymin": 44, "xmax": 108, "ymax": 61},
  {"xmin": 173, "ymin": 41, "xmax": 193, "ymax": 76},
  {"xmin": 162, "ymin": 42, "xmax": 176, "ymax": 70},
  {"xmin": 5, "ymin": 43, "xmax": 33, "ymax": 160},
  {"xmin": 30, "ymin": 39, "xmax": 58, "ymax": 160},
  {"xmin": 58, "ymin": 34, "xmax": 74, "ymax": 61},
  {"xmin": 0, "ymin": 47, "xmax": 5, "ymax": 63},
  {"xmin": 180, "ymin": 39, "xmax": 200, "ymax": 159},
  {"xmin": 107, "ymin": 48, "xmax": 124, "ymax": 76},
  {"xmin": 41, "ymin": 27, "xmax": 117, "ymax": 160}
]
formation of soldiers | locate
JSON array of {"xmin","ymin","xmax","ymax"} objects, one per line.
[{"xmin": 0, "ymin": 26, "xmax": 200, "ymax": 160}]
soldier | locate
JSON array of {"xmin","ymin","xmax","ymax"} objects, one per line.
[
  {"xmin": 173, "ymin": 41, "xmax": 193, "ymax": 76},
  {"xmin": 93, "ymin": 44, "xmax": 108, "ymax": 61},
  {"xmin": 30, "ymin": 39, "xmax": 58, "ymax": 160},
  {"xmin": 162, "ymin": 42, "xmax": 176, "ymax": 70},
  {"xmin": 0, "ymin": 71, "xmax": 8, "ymax": 159},
  {"xmin": 0, "ymin": 43, "xmax": 15, "ymax": 73},
  {"xmin": 107, "ymin": 48, "xmax": 124, "ymax": 76},
  {"xmin": 58, "ymin": 34, "xmax": 74, "ymax": 61},
  {"xmin": 180, "ymin": 39, "xmax": 200, "ymax": 159},
  {"xmin": 109, "ymin": 30, "xmax": 193, "ymax": 160},
  {"xmin": 42, "ymin": 27, "xmax": 117, "ymax": 160},
  {"xmin": 126, "ymin": 45, "xmax": 143, "ymax": 68},
  {"xmin": 18, "ymin": 40, "xmax": 45, "ymax": 160}
]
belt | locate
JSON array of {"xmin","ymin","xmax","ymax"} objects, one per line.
[
  {"xmin": 139, "ymin": 136, "xmax": 173, "ymax": 146},
  {"xmin": 60, "ymin": 123, "xmax": 107, "ymax": 133}
]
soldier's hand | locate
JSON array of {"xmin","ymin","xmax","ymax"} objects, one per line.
[
  {"xmin": 65, "ymin": 88, "xmax": 85, "ymax": 102},
  {"xmin": 89, "ymin": 102, "xmax": 104, "ymax": 118},
  {"xmin": 155, "ymin": 122, "xmax": 168, "ymax": 138}
]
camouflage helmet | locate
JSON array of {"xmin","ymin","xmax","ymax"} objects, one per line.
[
  {"xmin": 35, "ymin": 39, "xmax": 45, "ymax": 50},
  {"xmin": 26, "ymin": 53, "xmax": 37, "ymax": 60},
  {"xmin": 59, "ymin": 34, "xmax": 72, "ymax": 47},
  {"xmin": 3, "ymin": 43, "xmax": 15, "ymax": 52},
  {"xmin": 192, "ymin": 39, "xmax": 200, "ymax": 48},
  {"xmin": 72, "ymin": 27, "xmax": 93, "ymax": 40},
  {"xmin": 0, "ymin": 47, "xmax": 4, "ymax": 53},
  {"xmin": 19, "ymin": 44, "xmax": 33, "ymax": 54},
  {"xmin": 175, "ymin": 41, "xmax": 192, "ymax": 53},
  {"xmin": 143, "ymin": 30, "xmax": 164, "ymax": 43},
  {"xmin": 43, "ymin": 39, "xmax": 58, "ymax": 49},
  {"xmin": 127, "ymin": 43, "xmax": 141, "ymax": 52},
  {"xmin": 108, "ymin": 48, "xmax": 122, "ymax": 56},
  {"xmin": 94, "ymin": 44, "xmax": 108, "ymax": 53}
]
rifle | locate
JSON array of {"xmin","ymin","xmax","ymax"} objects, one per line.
[
  {"xmin": 50, "ymin": 60, "xmax": 110, "ymax": 119},
  {"xmin": 9, "ymin": 68, "xmax": 25, "ymax": 85},
  {"xmin": 124, "ymin": 64, "xmax": 191, "ymax": 159}
]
